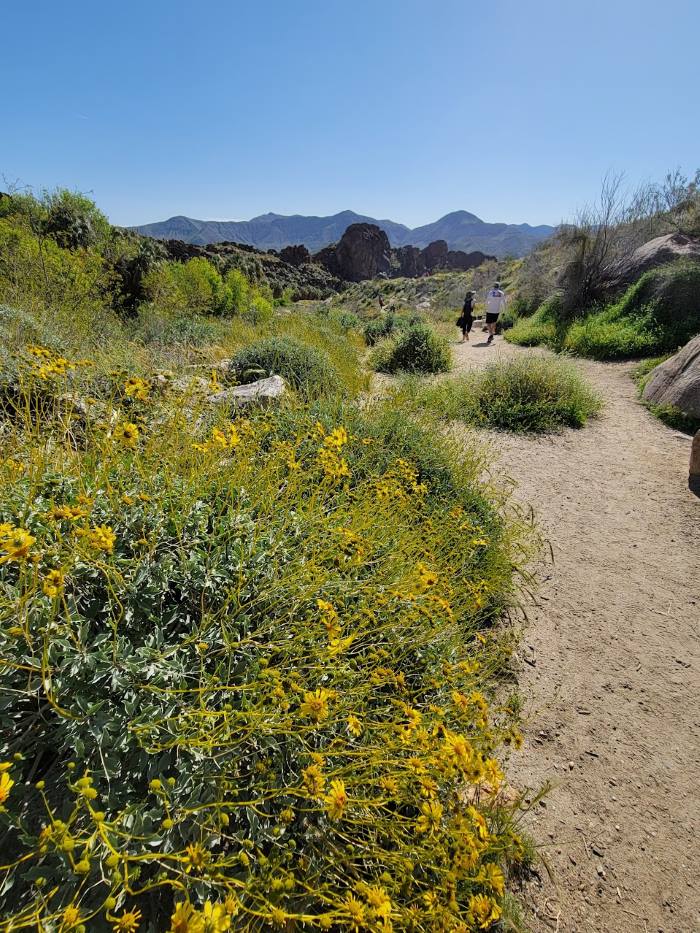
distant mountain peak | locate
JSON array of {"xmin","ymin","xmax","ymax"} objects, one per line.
[{"xmin": 131, "ymin": 210, "xmax": 554, "ymax": 258}]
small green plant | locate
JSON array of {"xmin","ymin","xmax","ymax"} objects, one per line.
[
  {"xmin": 506, "ymin": 296, "xmax": 563, "ymax": 348},
  {"xmin": 370, "ymin": 322, "xmax": 452, "ymax": 374},
  {"xmin": 231, "ymin": 335, "xmax": 341, "ymax": 397},
  {"xmin": 402, "ymin": 357, "xmax": 602, "ymax": 432}
]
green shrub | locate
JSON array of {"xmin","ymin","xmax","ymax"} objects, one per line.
[
  {"xmin": 363, "ymin": 313, "xmax": 400, "ymax": 346},
  {"xmin": 611, "ymin": 260, "xmax": 700, "ymax": 350},
  {"xmin": 563, "ymin": 307, "xmax": 659, "ymax": 359},
  {"xmin": 506, "ymin": 294, "xmax": 564, "ymax": 348},
  {"xmin": 0, "ymin": 362, "xmax": 532, "ymax": 930},
  {"xmin": 370, "ymin": 322, "xmax": 452, "ymax": 374},
  {"xmin": 131, "ymin": 310, "xmax": 227, "ymax": 346},
  {"xmin": 404, "ymin": 357, "xmax": 602, "ymax": 432},
  {"xmin": 231, "ymin": 335, "xmax": 341, "ymax": 397}
]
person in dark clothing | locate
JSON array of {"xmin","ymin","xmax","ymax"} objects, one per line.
[{"xmin": 457, "ymin": 290, "xmax": 475, "ymax": 342}]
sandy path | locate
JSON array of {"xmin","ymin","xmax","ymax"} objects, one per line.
[{"xmin": 452, "ymin": 334, "xmax": 700, "ymax": 932}]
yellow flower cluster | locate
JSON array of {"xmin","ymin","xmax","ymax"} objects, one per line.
[
  {"xmin": 316, "ymin": 423, "xmax": 351, "ymax": 482},
  {"xmin": 0, "ymin": 523, "xmax": 35, "ymax": 564},
  {"xmin": 0, "ymin": 762, "xmax": 14, "ymax": 806},
  {"xmin": 124, "ymin": 376, "xmax": 150, "ymax": 401},
  {"xmin": 113, "ymin": 421, "xmax": 140, "ymax": 449}
]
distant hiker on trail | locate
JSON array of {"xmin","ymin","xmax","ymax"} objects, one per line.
[
  {"xmin": 456, "ymin": 290, "xmax": 475, "ymax": 342},
  {"xmin": 485, "ymin": 282, "xmax": 507, "ymax": 344}
]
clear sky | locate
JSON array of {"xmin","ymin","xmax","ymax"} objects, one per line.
[{"xmin": 3, "ymin": 0, "xmax": 699, "ymax": 229}]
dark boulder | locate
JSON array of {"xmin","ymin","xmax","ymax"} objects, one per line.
[
  {"xmin": 279, "ymin": 244, "xmax": 311, "ymax": 266},
  {"xmin": 395, "ymin": 245, "xmax": 426, "ymax": 278},
  {"xmin": 314, "ymin": 223, "xmax": 392, "ymax": 282},
  {"xmin": 422, "ymin": 240, "xmax": 449, "ymax": 271}
]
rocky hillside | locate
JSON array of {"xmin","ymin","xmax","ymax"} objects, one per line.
[
  {"xmin": 133, "ymin": 209, "xmax": 554, "ymax": 258},
  {"xmin": 313, "ymin": 223, "xmax": 494, "ymax": 282}
]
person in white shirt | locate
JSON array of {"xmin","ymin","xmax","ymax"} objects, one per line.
[{"xmin": 485, "ymin": 282, "xmax": 507, "ymax": 344}]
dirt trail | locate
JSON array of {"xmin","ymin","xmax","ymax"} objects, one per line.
[{"xmin": 453, "ymin": 334, "xmax": 700, "ymax": 932}]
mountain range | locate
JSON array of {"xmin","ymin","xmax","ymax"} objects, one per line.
[{"xmin": 131, "ymin": 210, "xmax": 555, "ymax": 258}]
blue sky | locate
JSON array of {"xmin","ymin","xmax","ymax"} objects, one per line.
[{"xmin": 3, "ymin": 0, "xmax": 699, "ymax": 228}]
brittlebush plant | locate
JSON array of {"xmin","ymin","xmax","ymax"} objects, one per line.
[{"xmin": 0, "ymin": 346, "xmax": 533, "ymax": 933}]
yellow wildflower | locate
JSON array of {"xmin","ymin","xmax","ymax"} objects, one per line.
[
  {"xmin": 87, "ymin": 525, "xmax": 116, "ymax": 554},
  {"xmin": 324, "ymin": 778, "xmax": 348, "ymax": 820},
  {"xmin": 183, "ymin": 842, "xmax": 210, "ymax": 874},
  {"xmin": 0, "ymin": 527, "xmax": 35, "ymax": 564},
  {"xmin": 113, "ymin": 422, "xmax": 140, "ymax": 449},
  {"xmin": 299, "ymin": 688, "xmax": 332, "ymax": 723},
  {"xmin": 415, "ymin": 799, "xmax": 443, "ymax": 835},
  {"xmin": 60, "ymin": 905, "xmax": 82, "ymax": 929},
  {"xmin": 0, "ymin": 767, "xmax": 15, "ymax": 806},
  {"xmin": 43, "ymin": 568, "xmax": 65, "ymax": 598},
  {"xmin": 302, "ymin": 764, "xmax": 325, "ymax": 797},
  {"xmin": 112, "ymin": 908, "xmax": 142, "ymax": 932},
  {"xmin": 124, "ymin": 376, "xmax": 150, "ymax": 400},
  {"xmin": 49, "ymin": 504, "xmax": 88, "ymax": 522},
  {"xmin": 476, "ymin": 862, "xmax": 505, "ymax": 897},
  {"xmin": 467, "ymin": 805, "xmax": 489, "ymax": 842},
  {"xmin": 442, "ymin": 732, "xmax": 474, "ymax": 773},
  {"xmin": 347, "ymin": 714, "xmax": 362, "ymax": 737},
  {"xmin": 417, "ymin": 562, "xmax": 438, "ymax": 588},
  {"xmin": 345, "ymin": 894, "xmax": 366, "ymax": 929},
  {"xmin": 170, "ymin": 901, "xmax": 204, "ymax": 933},
  {"xmin": 468, "ymin": 893, "xmax": 502, "ymax": 929},
  {"xmin": 362, "ymin": 884, "xmax": 392, "ymax": 920},
  {"xmin": 317, "ymin": 447, "xmax": 351, "ymax": 482},
  {"xmin": 323, "ymin": 426, "xmax": 348, "ymax": 449},
  {"xmin": 201, "ymin": 901, "xmax": 231, "ymax": 932}
]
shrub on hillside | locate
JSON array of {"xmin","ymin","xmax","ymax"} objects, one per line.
[
  {"xmin": 564, "ymin": 261, "xmax": 700, "ymax": 359},
  {"xmin": 370, "ymin": 322, "xmax": 452, "ymax": 374},
  {"xmin": 231, "ymin": 335, "xmax": 341, "ymax": 397},
  {"xmin": 0, "ymin": 363, "xmax": 531, "ymax": 930},
  {"xmin": 404, "ymin": 357, "xmax": 602, "ymax": 432},
  {"xmin": 563, "ymin": 307, "xmax": 659, "ymax": 359},
  {"xmin": 506, "ymin": 296, "xmax": 562, "ymax": 349}
]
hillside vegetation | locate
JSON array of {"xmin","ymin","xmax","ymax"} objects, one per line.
[
  {"xmin": 505, "ymin": 170, "xmax": 700, "ymax": 360},
  {"xmin": 0, "ymin": 189, "xmax": 539, "ymax": 931}
]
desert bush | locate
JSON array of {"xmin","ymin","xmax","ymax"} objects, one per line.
[
  {"xmin": 402, "ymin": 357, "xmax": 602, "ymax": 432},
  {"xmin": 0, "ymin": 343, "xmax": 532, "ymax": 931},
  {"xmin": 370, "ymin": 322, "xmax": 452, "ymax": 374},
  {"xmin": 563, "ymin": 261, "xmax": 700, "ymax": 359},
  {"xmin": 363, "ymin": 314, "xmax": 399, "ymax": 346},
  {"xmin": 562, "ymin": 307, "xmax": 658, "ymax": 359},
  {"xmin": 231, "ymin": 335, "xmax": 341, "ymax": 398},
  {"xmin": 506, "ymin": 296, "xmax": 562, "ymax": 349},
  {"xmin": 130, "ymin": 310, "xmax": 229, "ymax": 347}
]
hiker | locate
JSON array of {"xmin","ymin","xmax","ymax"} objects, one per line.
[
  {"xmin": 485, "ymin": 282, "xmax": 507, "ymax": 344},
  {"xmin": 456, "ymin": 290, "xmax": 475, "ymax": 342}
]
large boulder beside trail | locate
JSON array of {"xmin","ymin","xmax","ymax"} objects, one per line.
[
  {"xmin": 606, "ymin": 233, "xmax": 700, "ymax": 289},
  {"xmin": 642, "ymin": 335, "xmax": 700, "ymax": 418},
  {"xmin": 690, "ymin": 431, "xmax": 700, "ymax": 494}
]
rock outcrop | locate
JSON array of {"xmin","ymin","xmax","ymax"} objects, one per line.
[
  {"xmin": 642, "ymin": 335, "xmax": 700, "ymax": 418},
  {"xmin": 278, "ymin": 244, "xmax": 311, "ymax": 266},
  {"xmin": 606, "ymin": 233, "xmax": 700, "ymax": 289},
  {"xmin": 314, "ymin": 224, "xmax": 392, "ymax": 282},
  {"xmin": 208, "ymin": 375, "xmax": 286, "ymax": 409},
  {"xmin": 314, "ymin": 225, "xmax": 495, "ymax": 282}
]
